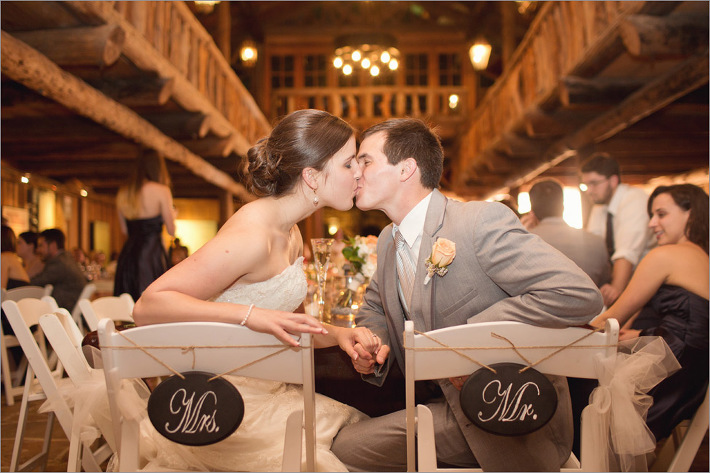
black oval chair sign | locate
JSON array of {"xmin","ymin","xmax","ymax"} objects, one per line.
[
  {"xmin": 459, "ymin": 362, "xmax": 557, "ymax": 436},
  {"xmin": 147, "ymin": 371, "xmax": 244, "ymax": 446}
]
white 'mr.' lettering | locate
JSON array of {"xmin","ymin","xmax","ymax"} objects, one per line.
[{"xmin": 477, "ymin": 380, "xmax": 540, "ymax": 423}]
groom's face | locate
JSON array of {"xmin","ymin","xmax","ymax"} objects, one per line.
[{"xmin": 355, "ymin": 131, "xmax": 400, "ymax": 213}]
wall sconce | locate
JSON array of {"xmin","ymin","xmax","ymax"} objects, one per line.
[
  {"xmin": 240, "ymin": 40, "xmax": 258, "ymax": 67},
  {"xmin": 469, "ymin": 39, "xmax": 492, "ymax": 71},
  {"xmin": 194, "ymin": 1, "xmax": 220, "ymax": 14}
]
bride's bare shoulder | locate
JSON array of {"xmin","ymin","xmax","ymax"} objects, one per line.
[{"xmin": 220, "ymin": 201, "xmax": 273, "ymax": 234}]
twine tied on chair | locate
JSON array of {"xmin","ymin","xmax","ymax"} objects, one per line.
[
  {"xmin": 108, "ymin": 330, "xmax": 308, "ymax": 382},
  {"xmin": 408, "ymin": 326, "xmax": 610, "ymax": 374}
]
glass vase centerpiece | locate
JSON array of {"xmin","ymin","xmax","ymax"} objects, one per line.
[
  {"xmin": 331, "ymin": 235, "xmax": 378, "ymax": 321},
  {"xmin": 310, "ymin": 238, "xmax": 335, "ymax": 322}
]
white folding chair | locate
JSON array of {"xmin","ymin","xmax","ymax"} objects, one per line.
[
  {"xmin": 98, "ymin": 318, "xmax": 317, "ymax": 472},
  {"xmin": 2, "ymin": 285, "xmax": 55, "ymax": 405},
  {"xmin": 1, "ymin": 296, "xmax": 67, "ymax": 471},
  {"xmin": 71, "ymin": 282, "xmax": 97, "ymax": 330},
  {"xmin": 78, "ymin": 293, "xmax": 135, "ymax": 332},
  {"xmin": 39, "ymin": 310, "xmax": 115, "ymax": 472},
  {"xmin": 2, "ymin": 284, "xmax": 54, "ymax": 301},
  {"xmin": 404, "ymin": 319, "xmax": 620, "ymax": 472},
  {"xmin": 651, "ymin": 387, "xmax": 709, "ymax": 472}
]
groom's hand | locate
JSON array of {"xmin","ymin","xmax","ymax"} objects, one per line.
[{"xmin": 352, "ymin": 344, "xmax": 390, "ymax": 375}]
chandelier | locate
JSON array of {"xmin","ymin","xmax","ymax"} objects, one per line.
[{"xmin": 333, "ymin": 34, "xmax": 400, "ymax": 77}]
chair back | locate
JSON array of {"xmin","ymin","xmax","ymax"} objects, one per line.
[
  {"xmin": 2, "ymin": 297, "xmax": 75, "ymax": 471},
  {"xmin": 404, "ymin": 319, "xmax": 619, "ymax": 472},
  {"xmin": 98, "ymin": 318, "xmax": 316, "ymax": 472},
  {"xmin": 2, "ymin": 285, "xmax": 53, "ymax": 302},
  {"xmin": 40, "ymin": 310, "xmax": 92, "ymax": 384},
  {"xmin": 2, "ymin": 298, "xmax": 111, "ymax": 472},
  {"xmin": 40, "ymin": 310, "xmax": 117, "ymax": 469},
  {"xmin": 71, "ymin": 283, "xmax": 96, "ymax": 326},
  {"xmin": 78, "ymin": 293, "xmax": 134, "ymax": 332}
]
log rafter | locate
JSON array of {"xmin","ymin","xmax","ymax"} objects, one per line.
[{"xmin": 1, "ymin": 30, "xmax": 254, "ymax": 202}]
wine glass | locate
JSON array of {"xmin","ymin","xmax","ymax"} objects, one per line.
[{"xmin": 310, "ymin": 238, "xmax": 334, "ymax": 322}]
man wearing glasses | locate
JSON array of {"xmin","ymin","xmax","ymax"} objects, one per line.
[{"xmin": 580, "ymin": 153, "xmax": 655, "ymax": 307}]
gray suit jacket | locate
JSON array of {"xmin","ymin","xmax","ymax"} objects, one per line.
[
  {"xmin": 357, "ymin": 189, "xmax": 603, "ymax": 469},
  {"xmin": 531, "ymin": 217, "xmax": 611, "ymax": 288}
]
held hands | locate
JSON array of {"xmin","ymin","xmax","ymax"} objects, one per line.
[
  {"xmin": 334, "ymin": 327, "xmax": 388, "ymax": 375},
  {"xmin": 243, "ymin": 307, "xmax": 328, "ymax": 347}
]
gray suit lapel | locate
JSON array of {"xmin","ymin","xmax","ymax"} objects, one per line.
[{"xmin": 411, "ymin": 190, "xmax": 448, "ymax": 332}]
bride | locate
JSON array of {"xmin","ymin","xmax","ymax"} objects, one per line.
[{"xmin": 130, "ymin": 109, "xmax": 380, "ymax": 471}]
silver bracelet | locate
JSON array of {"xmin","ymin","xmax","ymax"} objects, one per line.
[{"xmin": 241, "ymin": 304, "xmax": 254, "ymax": 326}]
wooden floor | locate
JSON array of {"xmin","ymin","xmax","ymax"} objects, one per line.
[
  {"xmin": 1, "ymin": 399, "xmax": 69, "ymax": 472},
  {"xmin": 1, "ymin": 394, "xmax": 708, "ymax": 472}
]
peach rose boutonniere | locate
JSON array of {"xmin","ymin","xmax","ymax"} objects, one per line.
[{"xmin": 424, "ymin": 238, "xmax": 456, "ymax": 285}]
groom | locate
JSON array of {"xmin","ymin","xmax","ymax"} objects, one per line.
[{"xmin": 332, "ymin": 118, "xmax": 604, "ymax": 471}]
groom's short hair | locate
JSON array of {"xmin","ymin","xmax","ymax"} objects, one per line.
[{"xmin": 361, "ymin": 118, "xmax": 443, "ymax": 189}]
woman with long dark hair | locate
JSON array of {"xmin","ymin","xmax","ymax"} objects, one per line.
[
  {"xmin": 114, "ymin": 151, "xmax": 176, "ymax": 301},
  {"xmin": 593, "ymin": 183, "xmax": 709, "ymax": 441}
]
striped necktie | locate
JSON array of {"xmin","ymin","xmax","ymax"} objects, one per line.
[{"xmin": 395, "ymin": 228, "xmax": 416, "ymax": 312}]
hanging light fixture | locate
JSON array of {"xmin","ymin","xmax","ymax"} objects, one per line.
[
  {"xmin": 194, "ymin": 1, "xmax": 220, "ymax": 14},
  {"xmin": 239, "ymin": 39, "xmax": 258, "ymax": 67},
  {"xmin": 333, "ymin": 33, "xmax": 400, "ymax": 77},
  {"xmin": 469, "ymin": 38, "xmax": 492, "ymax": 71}
]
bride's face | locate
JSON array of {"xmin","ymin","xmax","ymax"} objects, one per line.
[{"xmin": 319, "ymin": 135, "xmax": 361, "ymax": 211}]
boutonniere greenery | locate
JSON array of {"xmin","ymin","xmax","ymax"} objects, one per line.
[{"xmin": 424, "ymin": 238, "xmax": 456, "ymax": 285}]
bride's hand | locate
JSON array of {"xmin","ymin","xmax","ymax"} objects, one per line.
[
  {"xmin": 244, "ymin": 308, "xmax": 328, "ymax": 347},
  {"xmin": 349, "ymin": 327, "xmax": 381, "ymax": 357}
]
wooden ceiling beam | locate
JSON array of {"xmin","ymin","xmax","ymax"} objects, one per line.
[
  {"xmin": 142, "ymin": 112, "xmax": 213, "ymax": 140},
  {"xmin": 3, "ymin": 141, "xmax": 141, "ymax": 160},
  {"xmin": 87, "ymin": 76, "xmax": 175, "ymax": 108},
  {"xmin": 620, "ymin": 13, "xmax": 709, "ymax": 59},
  {"xmin": 496, "ymin": 50, "xmax": 709, "ymax": 198},
  {"xmin": 12, "ymin": 24, "xmax": 126, "ymax": 67},
  {"xmin": 1, "ymin": 30, "xmax": 254, "ymax": 202},
  {"xmin": 559, "ymin": 76, "xmax": 644, "ymax": 107}
]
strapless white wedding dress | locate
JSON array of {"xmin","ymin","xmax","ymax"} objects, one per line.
[
  {"xmin": 46, "ymin": 257, "xmax": 368, "ymax": 472},
  {"xmin": 135, "ymin": 257, "xmax": 368, "ymax": 472}
]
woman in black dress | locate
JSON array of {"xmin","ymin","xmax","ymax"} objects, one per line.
[
  {"xmin": 114, "ymin": 152, "xmax": 176, "ymax": 301},
  {"xmin": 593, "ymin": 184, "xmax": 708, "ymax": 441}
]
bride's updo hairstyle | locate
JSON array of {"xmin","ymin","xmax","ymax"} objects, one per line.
[{"xmin": 246, "ymin": 109, "xmax": 355, "ymax": 197}]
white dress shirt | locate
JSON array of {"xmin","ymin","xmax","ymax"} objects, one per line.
[
  {"xmin": 586, "ymin": 183, "xmax": 655, "ymax": 267},
  {"xmin": 392, "ymin": 192, "xmax": 433, "ymax": 311}
]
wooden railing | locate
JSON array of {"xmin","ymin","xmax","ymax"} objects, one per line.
[
  {"xmin": 272, "ymin": 86, "xmax": 469, "ymax": 128},
  {"xmin": 460, "ymin": 1, "xmax": 649, "ymax": 166},
  {"xmin": 66, "ymin": 1, "xmax": 271, "ymax": 151}
]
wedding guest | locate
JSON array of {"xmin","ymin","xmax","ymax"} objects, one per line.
[
  {"xmin": 332, "ymin": 118, "xmax": 603, "ymax": 471},
  {"xmin": 2, "ymin": 225, "xmax": 30, "ymax": 290},
  {"xmin": 114, "ymin": 152, "xmax": 176, "ymax": 301},
  {"xmin": 132, "ymin": 109, "xmax": 379, "ymax": 471},
  {"xmin": 592, "ymin": 184, "xmax": 708, "ymax": 441},
  {"xmin": 580, "ymin": 153, "xmax": 655, "ymax": 306},
  {"xmin": 16, "ymin": 231, "xmax": 44, "ymax": 278},
  {"xmin": 528, "ymin": 178, "xmax": 611, "ymax": 288},
  {"xmin": 31, "ymin": 228, "xmax": 87, "ymax": 311}
]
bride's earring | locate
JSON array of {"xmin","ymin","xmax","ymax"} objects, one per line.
[{"xmin": 313, "ymin": 189, "xmax": 319, "ymax": 206}]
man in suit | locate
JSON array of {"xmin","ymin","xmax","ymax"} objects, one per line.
[
  {"xmin": 527, "ymin": 178, "xmax": 611, "ymax": 288},
  {"xmin": 332, "ymin": 118, "xmax": 603, "ymax": 471},
  {"xmin": 31, "ymin": 228, "xmax": 87, "ymax": 311}
]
